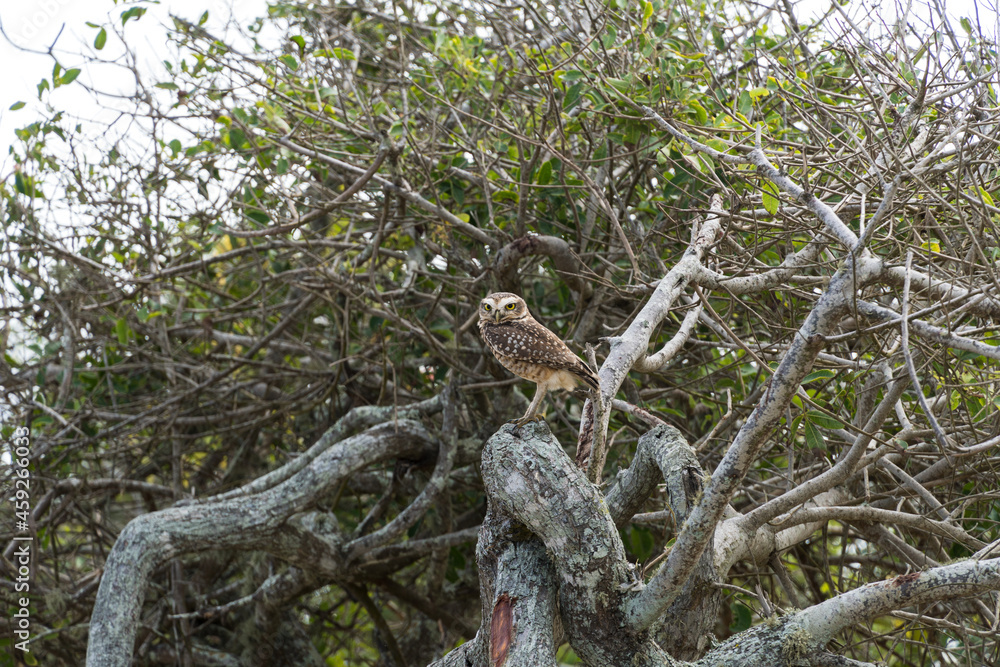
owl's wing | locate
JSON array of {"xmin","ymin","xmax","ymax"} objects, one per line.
[{"xmin": 482, "ymin": 320, "xmax": 600, "ymax": 391}]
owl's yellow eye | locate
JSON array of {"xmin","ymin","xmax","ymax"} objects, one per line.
[
  {"xmin": 505, "ymin": 303, "xmax": 516, "ymax": 310},
  {"xmin": 483, "ymin": 304, "xmax": 491, "ymax": 311}
]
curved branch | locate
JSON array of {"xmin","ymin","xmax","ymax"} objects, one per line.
[
  {"xmin": 494, "ymin": 235, "xmax": 593, "ymax": 298},
  {"xmin": 713, "ymin": 489, "xmax": 844, "ymax": 575},
  {"xmin": 604, "ymin": 427, "xmax": 722, "ymax": 660},
  {"xmin": 577, "ymin": 193, "xmax": 725, "ymax": 479},
  {"xmin": 86, "ymin": 421, "xmax": 436, "ymax": 667},
  {"xmin": 632, "ymin": 302, "xmax": 702, "ymax": 373},
  {"xmin": 627, "ymin": 255, "xmax": 884, "ymax": 631},
  {"xmin": 795, "ymin": 558, "xmax": 1000, "ymax": 646},
  {"xmin": 694, "ymin": 239, "xmax": 826, "ymax": 295},
  {"xmin": 196, "ymin": 395, "xmax": 443, "ymax": 504},
  {"xmin": 346, "ymin": 431, "xmax": 456, "ymax": 560},
  {"xmin": 605, "ymin": 425, "xmax": 695, "ymax": 527},
  {"xmin": 694, "ymin": 558, "xmax": 1000, "ymax": 667},
  {"xmin": 855, "ymin": 299, "xmax": 1000, "ymax": 362},
  {"xmin": 879, "ymin": 264, "xmax": 1000, "ymax": 320}
]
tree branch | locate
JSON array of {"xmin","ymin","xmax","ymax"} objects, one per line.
[
  {"xmin": 577, "ymin": 193, "xmax": 725, "ymax": 480},
  {"xmin": 627, "ymin": 256, "xmax": 883, "ymax": 631},
  {"xmin": 86, "ymin": 421, "xmax": 436, "ymax": 667}
]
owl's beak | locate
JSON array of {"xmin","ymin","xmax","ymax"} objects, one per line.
[{"xmin": 493, "ymin": 310, "xmax": 502, "ymax": 323}]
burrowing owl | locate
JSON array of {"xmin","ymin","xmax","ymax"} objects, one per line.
[{"xmin": 478, "ymin": 292, "xmax": 600, "ymax": 427}]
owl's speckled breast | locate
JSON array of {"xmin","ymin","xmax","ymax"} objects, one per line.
[{"xmin": 491, "ymin": 350, "xmax": 552, "ymax": 384}]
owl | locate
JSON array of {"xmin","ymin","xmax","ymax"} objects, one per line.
[{"xmin": 478, "ymin": 292, "xmax": 600, "ymax": 427}]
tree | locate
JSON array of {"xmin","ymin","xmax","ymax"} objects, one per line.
[{"xmin": 2, "ymin": 0, "xmax": 1000, "ymax": 665}]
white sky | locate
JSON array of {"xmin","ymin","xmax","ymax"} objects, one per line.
[{"xmin": 0, "ymin": 0, "xmax": 271, "ymax": 176}]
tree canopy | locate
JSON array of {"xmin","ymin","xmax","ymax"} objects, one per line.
[{"xmin": 2, "ymin": 0, "xmax": 1000, "ymax": 665}]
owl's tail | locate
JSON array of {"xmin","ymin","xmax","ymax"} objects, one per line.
[{"xmin": 573, "ymin": 363, "xmax": 600, "ymax": 393}]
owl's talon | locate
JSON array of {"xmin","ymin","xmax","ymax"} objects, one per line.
[
  {"xmin": 509, "ymin": 415, "xmax": 544, "ymax": 427},
  {"xmin": 507, "ymin": 414, "xmax": 546, "ymax": 437}
]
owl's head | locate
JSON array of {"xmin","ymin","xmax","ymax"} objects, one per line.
[{"xmin": 480, "ymin": 292, "xmax": 528, "ymax": 323}]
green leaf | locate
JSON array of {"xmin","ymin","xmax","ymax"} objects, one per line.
[
  {"xmin": 807, "ymin": 411, "xmax": 843, "ymax": 429},
  {"xmin": 537, "ymin": 160, "xmax": 553, "ymax": 186},
  {"xmin": 688, "ymin": 101, "xmax": 708, "ymax": 126},
  {"xmin": 279, "ymin": 54, "xmax": 299, "ymax": 70},
  {"xmin": 623, "ymin": 121, "xmax": 643, "ymax": 144},
  {"xmin": 314, "ymin": 47, "xmax": 356, "ymax": 60},
  {"xmin": 290, "ymin": 35, "xmax": 305, "ymax": 51},
  {"xmin": 14, "ymin": 173, "xmax": 34, "ymax": 197},
  {"xmin": 9, "ymin": 101, "xmax": 25, "ymax": 111},
  {"xmin": 60, "ymin": 68, "xmax": 81, "ymax": 86},
  {"xmin": 115, "ymin": 318, "xmax": 131, "ymax": 345},
  {"xmin": 804, "ymin": 419, "xmax": 825, "ymax": 449},
  {"xmin": 712, "ymin": 26, "xmax": 726, "ymax": 51},
  {"xmin": 120, "ymin": 7, "xmax": 147, "ymax": 25},
  {"xmin": 602, "ymin": 26, "xmax": 617, "ymax": 48},
  {"xmin": 605, "ymin": 77, "xmax": 630, "ymax": 94},
  {"xmin": 228, "ymin": 128, "xmax": 247, "ymax": 149},
  {"xmin": 627, "ymin": 526, "xmax": 655, "ymax": 561},
  {"xmin": 802, "ymin": 369, "xmax": 836, "ymax": 384},
  {"xmin": 564, "ymin": 82, "xmax": 584, "ymax": 110},
  {"xmin": 640, "ymin": 0, "xmax": 654, "ymax": 32},
  {"xmin": 738, "ymin": 90, "xmax": 752, "ymax": 116},
  {"xmin": 762, "ymin": 181, "xmax": 779, "ymax": 215},
  {"xmin": 706, "ymin": 139, "xmax": 729, "ymax": 153},
  {"xmin": 246, "ymin": 211, "xmax": 270, "ymax": 225},
  {"xmin": 94, "ymin": 28, "xmax": 107, "ymax": 50}
]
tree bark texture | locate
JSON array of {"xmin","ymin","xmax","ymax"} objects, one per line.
[
  {"xmin": 87, "ymin": 421, "xmax": 439, "ymax": 666},
  {"xmin": 431, "ymin": 421, "xmax": 1000, "ymax": 667}
]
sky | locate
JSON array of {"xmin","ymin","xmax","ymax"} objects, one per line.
[{"xmin": 0, "ymin": 0, "xmax": 272, "ymax": 177}]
